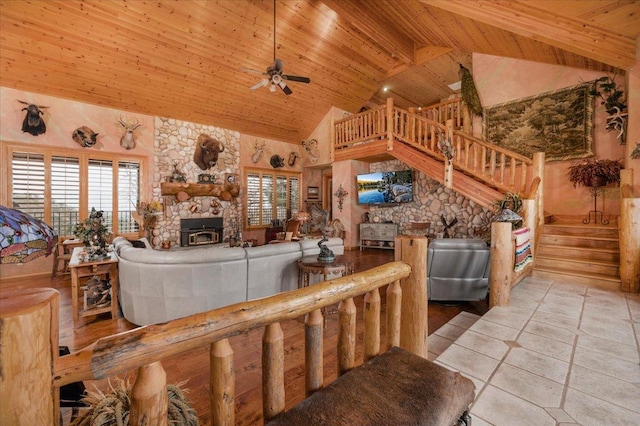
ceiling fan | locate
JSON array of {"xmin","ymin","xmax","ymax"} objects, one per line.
[{"xmin": 241, "ymin": 0, "xmax": 310, "ymax": 95}]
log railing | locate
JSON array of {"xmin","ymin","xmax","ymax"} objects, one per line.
[
  {"xmin": 415, "ymin": 97, "xmax": 464, "ymax": 129},
  {"xmin": 619, "ymin": 169, "xmax": 639, "ymax": 293},
  {"xmin": 488, "ymin": 174, "xmax": 544, "ymax": 307},
  {"xmin": 1, "ymin": 238, "xmax": 429, "ymax": 425},
  {"xmin": 333, "ymin": 98, "xmax": 539, "ymax": 196}
]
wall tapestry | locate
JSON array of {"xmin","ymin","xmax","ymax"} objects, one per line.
[{"xmin": 483, "ymin": 82, "xmax": 594, "ymax": 161}]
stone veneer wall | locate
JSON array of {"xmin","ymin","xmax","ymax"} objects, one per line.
[
  {"xmin": 368, "ymin": 160, "xmax": 494, "ymax": 239},
  {"xmin": 151, "ymin": 117, "xmax": 241, "ymax": 247}
]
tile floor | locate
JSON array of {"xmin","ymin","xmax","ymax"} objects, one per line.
[{"xmin": 429, "ymin": 276, "xmax": 640, "ymax": 426}]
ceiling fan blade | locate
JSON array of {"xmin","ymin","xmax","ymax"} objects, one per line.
[
  {"xmin": 240, "ymin": 67, "xmax": 267, "ymax": 76},
  {"xmin": 250, "ymin": 79, "xmax": 269, "ymax": 91},
  {"xmin": 278, "ymin": 80, "xmax": 292, "ymax": 95},
  {"xmin": 282, "ymin": 74, "xmax": 310, "ymax": 84}
]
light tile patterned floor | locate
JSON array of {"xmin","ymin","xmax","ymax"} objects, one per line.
[{"xmin": 429, "ymin": 276, "xmax": 640, "ymax": 426}]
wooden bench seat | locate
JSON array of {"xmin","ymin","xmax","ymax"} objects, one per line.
[{"xmin": 267, "ymin": 346, "xmax": 474, "ymax": 426}]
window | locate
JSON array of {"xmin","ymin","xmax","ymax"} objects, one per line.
[
  {"xmin": 6, "ymin": 144, "xmax": 145, "ymax": 237},
  {"xmin": 245, "ymin": 168, "xmax": 300, "ymax": 228}
]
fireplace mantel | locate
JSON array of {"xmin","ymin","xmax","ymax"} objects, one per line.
[{"xmin": 161, "ymin": 182, "xmax": 240, "ymax": 201}]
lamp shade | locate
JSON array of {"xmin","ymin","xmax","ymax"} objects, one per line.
[
  {"xmin": 0, "ymin": 206, "xmax": 58, "ymax": 264},
  {"xmin": 493, "ymin": 208, "xmax": 523, "ymax": 223}
]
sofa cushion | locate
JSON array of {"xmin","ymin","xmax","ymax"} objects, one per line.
[
  {"xmin": 117, "ymin": 245, "xmax": 247, "ymax": 264},
  {"xmin": 244, "ymin": 241, "xmax": 300, "ymax": 258}
]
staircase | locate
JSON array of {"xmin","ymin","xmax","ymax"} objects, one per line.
[{"xmin": 533, "ymin": 217, "xmax": 620, "ymax": 289}]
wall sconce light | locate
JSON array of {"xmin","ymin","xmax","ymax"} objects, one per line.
[{"xmin": 334, "ymin": 184, "xmax": 349, "ymax": 212}]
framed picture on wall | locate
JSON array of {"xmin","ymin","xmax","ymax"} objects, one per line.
[{"xmin": 307, "ymin": 186, "xmax": 320, "ymax": 200}]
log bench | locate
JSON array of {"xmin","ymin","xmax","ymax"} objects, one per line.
[{"xmin": 267, "ymin": 346, "xmax": 474, "ymax": 426}]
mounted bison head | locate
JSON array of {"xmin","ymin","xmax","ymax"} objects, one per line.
[
  {"xmin": 193, "ymin": 133, "xmax": 224, "ymax": 170},
  {"xmin": 18, "ymin": 100, "xmax": 48, "ymax": 136},
  {"xmin": 72, "ymin": 126, "xmax": 99, "ymax": 148}
]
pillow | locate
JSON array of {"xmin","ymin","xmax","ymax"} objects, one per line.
[{"xmin": 128, "ymin": 239, "xmax": 147, "ymax": 248}]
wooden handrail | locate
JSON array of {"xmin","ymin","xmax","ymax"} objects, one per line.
[
  {"xmin": 55, "ymin": 262, "xmax": 411, "ymax": 387},
  {"xmin": 35, "ymin": 255, "xmax": 423, "ymax": 426}
]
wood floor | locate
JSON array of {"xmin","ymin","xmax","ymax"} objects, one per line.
[{"xmin": 36, "ymin": 249, "xmax": 488, "ymax": 425}]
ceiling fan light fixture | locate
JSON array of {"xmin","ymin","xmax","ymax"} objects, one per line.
[{"xmin": 269, "ymin": 84, "xmax": 277, "ymax": 92}]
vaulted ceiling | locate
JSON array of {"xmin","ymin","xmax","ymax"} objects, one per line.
[{"xmin": 1, "ymin": 0, "xmax": 638, "ymax": 144}]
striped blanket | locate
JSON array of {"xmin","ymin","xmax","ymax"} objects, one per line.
[{"xmin": 514, "ymin": 227, "xmax": 533, "ymax": 272}]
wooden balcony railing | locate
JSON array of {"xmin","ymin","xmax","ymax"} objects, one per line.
[
  {"xmin": 2, "ymin": 238, "xmax": 429, "ymax": 425},
  {"xmin": 333, "ymin": 98, "xmax": 541, "ymax": 196}
]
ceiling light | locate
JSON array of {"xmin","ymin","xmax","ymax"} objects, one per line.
[{"xmin": 383, "ymin": 86, "xmax": 389, "ymax": 92}]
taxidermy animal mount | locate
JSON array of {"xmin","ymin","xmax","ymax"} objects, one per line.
[
  {"xmin": 17, "ymin": 100, "xmax": 48, "ymax": 136},
  {"xmin": 251, "ymin": 139, "xmax": 266, "ymax": 163},
  {"xmin": 288, "ymin": 152, "xmax": 298, "ymax": 166},
  {"xmin": 194, "ymin": 133, "xmax": 224, "ymax": 170},
  {"xmin": 301, "ymin": 138, "xmax": 319, "ymax": 163},
  {"xmin": 117, "ymin": 116, "xmax": 141, "ymax": 150},
  {"xmin": 437, "ymin": 130, "xmax": 455, "ymax": 160},
  {"xmin": 270, "ymin": 154, "xmax": 285, "ymax": 168},
  {"xmin": 72, "ymin": 126, "xmax": 99, "ymax": 148}
]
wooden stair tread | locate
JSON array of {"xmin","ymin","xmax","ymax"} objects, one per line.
[
  {"xmin": 537, "ymin": 244, "xmax": 619, "ymax": 254},
  {"xmin": 533, "ymin": 267, "xmax": 620, "ymax": 283},
  {"xmin": 536, "ymin": 255, "xmax": 619, "ymax": 267}
]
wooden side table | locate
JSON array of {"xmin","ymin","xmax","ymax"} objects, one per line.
[
  {"xmin": 69, "ymin": 247, "xmax": 119, "ymax": 328},
  {"xmin": 297, "ymin": 255, "xmax": 355, "ymax": 289}
]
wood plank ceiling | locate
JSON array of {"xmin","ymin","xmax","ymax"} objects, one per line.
[{"xmin": 1, "ymin": 0, "xmax": 638, "ymax": 144}]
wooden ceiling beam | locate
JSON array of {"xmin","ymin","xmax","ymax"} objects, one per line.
[
  {"xmin": 386, "ymin": 45, "xmax": 454, "ymax": 78},
  {"xmin": 320, "ymin": 0, "xmax": 416, "ymax": 65},
  {"xmin": 422, "ymin": 0, "xmax": 637, "ymax": 70}
]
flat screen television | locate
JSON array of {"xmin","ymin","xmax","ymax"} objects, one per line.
[{"xmin": 356, "ymin": 170, "xmax": 414, "ymax": 205}]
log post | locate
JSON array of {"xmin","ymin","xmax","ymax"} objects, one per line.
[
  {"xmin": 210, "ymin": 339, "xmax": 235, "ymax": 426},
  {"xmin": 337, "ymin": 298, "xmax": 356, "ymax": 375},
  {"xmin": 490, "ymin": 222, "xmax": 513, "ymax": 307},
  {"xmin": 444, "ymin": 119, "xmax": 454, "ymax": 188},
  {"xmin": 387, "ymin": 97, "xmax": 394, "ymax": 150},
  {"xmin": 532, "ymin": 152, "xmax": 545, "ymax": 227},
  {"xmin": 305, "ymin": 309, "xmax": 324, "ymax": 395},
  {"xmin": 619, "ymin": 169, "xmax": 639, "ymax": 293},
  {"xmin": 363, "ymin": 288, "xmax": 381, "ymax": 361},
  {"xmin": 522, "ymin": 198, "xmax": 537, "ymax": 258},
  {"xmin": 386, "ymin": 280, "xmax": 402, "ymax": 350},
  {"xmin": 394, "ymin": 235, "xmax": 428, "ymax": 357},
  {"xmin": 0, "ymin": 288, "xmax": 58, "ymax": 426},
  {"xmin": 262, "ymin": 323, "xmax": 285, "ymax": 421},
  {"xmin": 130, "ymin": 362, "xmax": 168, "ymax": 426}
]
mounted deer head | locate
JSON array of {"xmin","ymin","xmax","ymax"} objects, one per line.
[
  {"xmin": 251, "ymin": 139, "xmax": 266, "ymax": 164},
  {"xmin": 117, "ymin": 116, "xmax": 141, "ymax": 150},
  {"xmin": 302, "ymin": 138, "xmax": 319, "ymax": 163}
]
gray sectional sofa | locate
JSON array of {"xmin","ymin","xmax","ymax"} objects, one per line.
[{"xmin": 112, "ymin": 236, "xmax": 344, "ymax": 326}]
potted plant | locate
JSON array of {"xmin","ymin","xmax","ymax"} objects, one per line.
[{"xmin": 566, "ymin": 158, "xmax": 623, "ymax": 188}]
